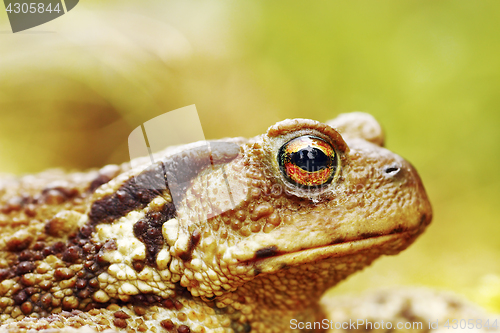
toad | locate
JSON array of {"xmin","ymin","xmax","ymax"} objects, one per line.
[{"xmin": 0, "ymin": 112, "xmax": 436, "ymax": 332}]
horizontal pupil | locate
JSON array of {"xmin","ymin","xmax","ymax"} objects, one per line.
[{"xmin": 290, "ymin": 147, "xmax": 330, "ymax": 172}]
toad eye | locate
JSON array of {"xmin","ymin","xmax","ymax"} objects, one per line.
[{"xmin": 278, "ymin": 135, "xmax": 338, "ymax": 187}]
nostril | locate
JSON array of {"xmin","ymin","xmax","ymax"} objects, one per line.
[{"xmin": 383, "ymin": 165, "xmax": 401, "ymax": 177}]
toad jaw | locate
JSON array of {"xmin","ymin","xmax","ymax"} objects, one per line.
[
  {"xmin": 247, "ymin": 231, "xmax": 423, "ymax": 275},
  {"xmin": 228, "ymin": 211, "xmax": 429, "ymax": 275}
]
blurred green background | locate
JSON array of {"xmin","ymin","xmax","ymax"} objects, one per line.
[{"xmin": 1, "ymin": 0, "xmax": 499, "ymax": 312}]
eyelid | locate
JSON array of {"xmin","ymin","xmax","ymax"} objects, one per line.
[{"xmin": 266, "ymin": 118, "xmax": 349, "ymax": 154}]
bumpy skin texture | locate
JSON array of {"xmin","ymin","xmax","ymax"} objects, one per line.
[{"xmin": 0, "ymin": 113, "xmax": 434, "ymax": 333}]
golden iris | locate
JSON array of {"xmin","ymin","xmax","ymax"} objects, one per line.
[{"xmin": 278, "ymin": 135, "xmax": 337, "ymax": 187}]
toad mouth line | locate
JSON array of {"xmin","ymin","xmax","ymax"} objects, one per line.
[{"xmin": 250, "ymin": 232, "xmax": 412, "ymax": 274}]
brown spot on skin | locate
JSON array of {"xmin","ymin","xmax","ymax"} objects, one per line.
[
  {"xmin": 88, "ymin": 166, "xmax": 121, "ymax": 193},
  {"xmin": 82, "ymin": 243, "xmax": 95, "ymax": 253},
  {"xmin": 255, "ymin": 246, "xmax": 278, "ymax": 259},
  {"xmin": 89, "ymin": 162, "xmax": 170, "ymax": 224},
  {"xmin": 161, "ymin": 319, "xmax": 174, "ymax": 330},
  {"xmin": 80, "ymin": 224, "xmax": 94, "ymax": 238},
  {"xmin": 33, "ymin": 242, "xmax": 45, "ymax": 251},
  {"xmin": 77, "ymin": 289, "xmax": 91, "ymax": 299},
  {"xmin": 146, "ymin": 294, "xmax": 162, "ymax": 304},
  {"xmin": 19, "ymin": 249, "xmax": 34, "ymax": 261},
  {"xmin": 20, "ymin": 301, "xmax": 33, "ymax": 315},
  {"xmin": 24, "ymin": 287, "xmax": 36, "ymax": 296},
  {"xmin": 88, "ymin": 278, "xmax": 99, "ymax": 288},
  {"xmin": 0, "ymin": 269, "xmax": 14, "ymax": 281},
  {"xmin": 133, "ymin": 202, "xmax": 176, "ymax": 266},
  {"xmin": 76, "ymin": 279, "xmax": 87, "ymax": 289},
  {"xmin": 133, "ymin": 295, "xmax": 145, "ymax": 304},
  {"xmin": 133, "ymin": 260, "xmax": 145, "ymax": 272},
  {"xmin": 134, "ymin": 220, "xmax": 148, "ymax": 234},
  {"xmin": 190, "ymin": 229, "xmax": 201, "ymax": 247},
  {"xmin": 84, "ymin": 261, "xmax": 95, "ymax": 270},
  {"xmin": 13, "ymin": 291, "xmax": 28, "ymax": 304},
  {"xmin": 162, "ymin": 299, "xmax": 175, "ymax": 309},
  {"xmin": 17, "ymin": 261, "xmax": 35, "ymax": 275},
  {"xmin": 41, "ymin": 294, "xmax": 52, "ymax": 307},
  {"xmin": 177, "ymin": 325, "xmax": 191, "ymax": 333},
  {"xmin": 179, "ymin": 251, "xmax": 191, "ymax": 262},
  {"xmin": 178, "ymin": 229, "xmax": 202, "ymax": 262},
  {"xmin": 113, "ymin": 318, "xmax": 128, "ymax": 328},
  {"xmin": 134, "ymin": 306, "xmax": 146, "ymax": 316},
  {"xmin": 42, "ymin": 247, "xmax": 53, "ymax": 257},
  {"xmin": 174, "ymin": 300, "xmax": 183, "ymax": 310},
  {"xmin": 62, "ymin": 246, "xmax": 82, "ymax": 263},
  {"xmin": 51, "ymin": 241, "xmax": 66, "ymax": 254},
  {"xmin": 89, "ymin": 174, "xmax": 113, "ymax": 193},
  {"xmin": 114, "ymin": 310, "xmax": 130, "ymax": 319}
]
